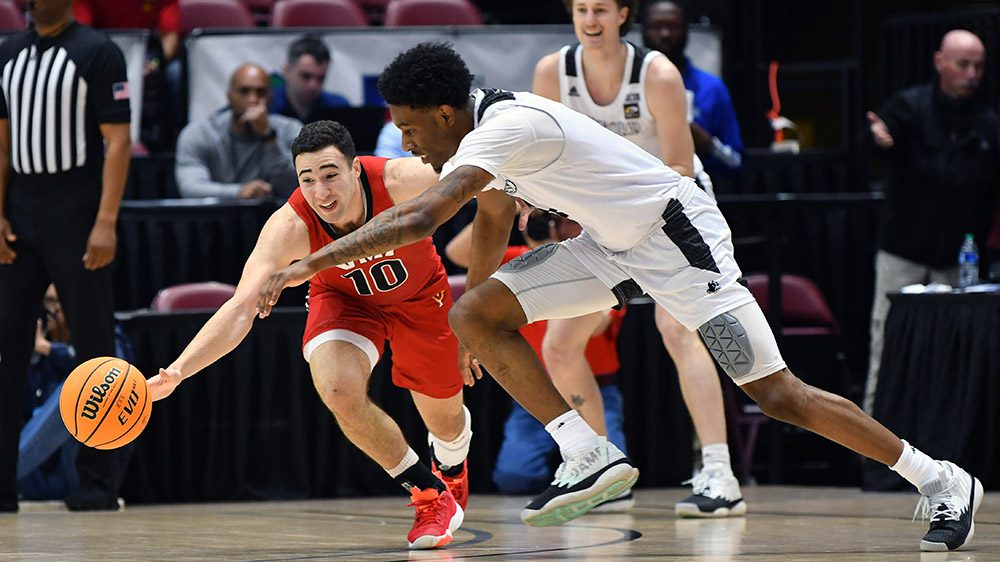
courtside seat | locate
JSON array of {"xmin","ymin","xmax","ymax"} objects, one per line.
[
  {"xmin": 383, "ymin": 0, "xmax": 482, "ymax": 26},
  {"xmin": 271, "ymin": 0, "xmax": 369, "ymax": 27},
  {"xmin": 150, "ymin": 281, "xmax": 238, "ymax": 311}
]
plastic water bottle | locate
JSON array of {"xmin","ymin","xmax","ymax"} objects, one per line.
[{"xmin": 958, "ymin": 233, "xmax": 979, "ymax": 289}]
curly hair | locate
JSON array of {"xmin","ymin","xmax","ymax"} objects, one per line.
[
  {"xmin": 291, "ymin": 120, "xmax": 356, "ymax": 162},
  {"xmin": 562, "ymin": 0, "xmax": 637, "ymax": 36},
  {"xmin": 377, "ymin": 42, "xmax": 473, "ymax": 109}
]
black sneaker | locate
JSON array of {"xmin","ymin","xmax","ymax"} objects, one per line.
[
  {"xmin": 0, "ymin": 500, "xmax": 17, "ymax": 513},
  {"xmin": 520, "ymin": 437, "xmax": 639, "ymax": 527},
  {"xmin": 64, "ymin": 490, "xmax": 124, "ymax": 512},
  {"xmin": 917, "ymin": 461, "xmax": 983, "ymax": 551},
  {"xmin": 675, "ymin": 467, "xmax": 747, "ymax": 518}
]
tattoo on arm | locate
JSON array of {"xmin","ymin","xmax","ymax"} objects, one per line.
[
  {"xmin": 319, "ymin": 166, "xmax": 485, "ymax": 268},
  {"xmin": 571, "ymin": 394, "xmax": 586, "ymax": 408}
]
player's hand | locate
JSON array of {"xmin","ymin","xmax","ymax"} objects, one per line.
[
  {"xmin": 257, "ymin": 261, "xmax": 312, "ymax": 317},
  {"xmin": 867, "ymin": 111, "xmax": 894, "ymax": 148},
  {"xmin": 148, "ymin": 367, "xmax": 184, "ymax": 401},
  {"xmin": 83, "ymin": 219, "xmax": 116, "ymax": 270},
  {"xmin": 0, "ymin": 216, "xmax": 17, "ymax": 264},
  {"xmin": 458, "ymin": 344, "xmax": 483, "ymax": 386}
]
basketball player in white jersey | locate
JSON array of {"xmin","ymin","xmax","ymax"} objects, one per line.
[
  {"xmin": 532, "ymin": 0, "xmax": 743, "ymax": 517},
  {"xmin": 257, "ymin": 44, "xmax": 982, "ymax": 551}
]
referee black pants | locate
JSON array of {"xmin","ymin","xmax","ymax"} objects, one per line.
[{"xmin": 0, "ymin": 182, "xmax": 119, "ymax": 506}]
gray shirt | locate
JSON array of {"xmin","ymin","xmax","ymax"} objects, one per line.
[{"xmin": 175, "ymin": 109, "xmax": 302, "ymax": 199}]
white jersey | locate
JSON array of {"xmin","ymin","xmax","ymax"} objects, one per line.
[
  {"xmin": 556, "ymin": 41, "xmax": 712, "ymax": 193},
  {"xmin": 445, "ymin": 89, "xmax": 695, "ymax": 252}
]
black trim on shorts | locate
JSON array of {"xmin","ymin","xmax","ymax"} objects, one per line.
[
  {"xmin": 611, "ymin": 279, "xmax": 643, "ymax": 309},
  {"xmin": 661, "ymin": 199, "xmax": 721, "ymax": 273}
]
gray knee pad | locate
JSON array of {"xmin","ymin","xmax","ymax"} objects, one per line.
[{"xmin": 698, "ymin": 312, "xmax": 755, "ymax": 378}]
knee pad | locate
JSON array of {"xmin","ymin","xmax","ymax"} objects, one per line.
[{"xmin": 698, "ymin": 312, "xmax": 755, "ymax": 378}]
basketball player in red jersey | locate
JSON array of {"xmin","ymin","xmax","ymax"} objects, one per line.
[{"xmin": 147, "ymin": 121, "xmax": 471, "ymax": 550}]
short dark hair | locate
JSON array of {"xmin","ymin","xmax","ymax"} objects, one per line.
[
  {"xmin": 287, "ymin": 35, "xmax": 331, "ymax": 66},
  {"xmin": 377, "ymin": 43, "xmax": 473, "ymax": 109},
  {"xmin": 562, "ymin": 0, "xmax": 637, "ymax": 35},
  {"xmin": 291, "ymin": 120, "xmax": 356, "ymax": 162},
  {"xmin": 641, "ymin": 0, "xmax": 689, "ymax": 26}
]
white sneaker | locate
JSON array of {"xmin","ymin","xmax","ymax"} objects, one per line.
[
  {"xmin": 520, "ymin": 437, "xmax": 639, "ymax": 527},
  {"xmin": 675, "ymin": 467, "xmax": 747, "ymax": 518},
  {"xmin": 916, "ymin": 461, "xmax": 983, "ymax": 551}
]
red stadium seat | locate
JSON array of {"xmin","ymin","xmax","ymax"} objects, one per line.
[
  {"xmin": 447, "ymin": 274, "xmax": 466, "ymax": 302},
  {"xmin": 354, "ymin": 0, "xmax": 389, "ymax": 24},
  {"xmin": 271, "ymin": 0, "xmax": 369, "ymax": 27},
  {"xmin": 179, "ymin": 0, "xmax": 256, "ymax": 35},
  {"xmin": 0, "ymin": 0, "xmax": 25, "ymax": 32},
  {"xmin": 150, "ymin": 282, "xmax": 238, "ymax": 311},
  {"xmin": 383, "ymin": 0, "xmax": 482, "ymax": 26},
  {"xmin": 743, "ymin": 273, "xmax": 840, "ymax": 336}
]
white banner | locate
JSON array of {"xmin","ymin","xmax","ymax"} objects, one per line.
[{"xmin": 186, "ymin": 25, "xmax": 720, "ymax": 123}]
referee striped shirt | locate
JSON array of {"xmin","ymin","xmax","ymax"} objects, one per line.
[{"xmin": 0, "ymin": 22, "xmax": 129, "ymax": 182}]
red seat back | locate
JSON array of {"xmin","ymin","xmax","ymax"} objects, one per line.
[
  {"xmin": 151, "ymin": 282, "xmax": 238, "ymax": 311},
  {"xmin": 743, "ymin": 273, "xmax": 839, "ymax": 334},
  {"xmin": 180, "ymin": 0, "xmax": 256, "ymax": 35},
  {"xmin": 271, "ymin": 0, "xmax": 369, "ymax": 27},
  {"xmin": 0, "ymin": 0, "xmax": 24, "ymax": 32},
  {"xmin": 383, "ymin": 0, "xmax": 482, "ymax": 26}
]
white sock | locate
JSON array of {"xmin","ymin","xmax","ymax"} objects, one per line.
[
  {"xmin": 701, "ymin": 443, "xmax": 732, "ymax": 472},
  {"xmin": 545, "ymin": 410, "xmax": 599, "ymax": 457},
  {"xmin": 890, "ymin": 440, "xmax": 943, "ymax": 493},
  {"xmin": 386, "ymin": 447, "xmax": 419, "ymax": 478},
  {"xmin": 428, "ymin": 405, "xmax": 472, "ymax": 469}
]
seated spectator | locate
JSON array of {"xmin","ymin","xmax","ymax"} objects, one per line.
[
  {"xmin": 445, "ymin": 213, "xmax": 630, "ymax": 508},
  {"xmin": 270, "ymin": 35, "xmax": 350, "ymax": 124},
  {"xmin": 374, "ymin": 121, "xmax": 411, "ymax": 159},
  {"xmin": 18, "ymin": 286, "xmax": 134, "ymax": 502},
  {"xmin": 74, "ymin": 0, "xmax": 182, "ymax": 151},
  {"xmin": 176, "ymin": 64, "xmax": 301, "ymax": 200}
]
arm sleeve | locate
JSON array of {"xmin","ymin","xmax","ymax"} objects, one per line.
[
  {"xmin": 88, "ymin": 40, "xmax": 131, "ymax": 124},
  {"xmin": 175, "ymin": 124, "xmax": 241, "ymax": 198}
]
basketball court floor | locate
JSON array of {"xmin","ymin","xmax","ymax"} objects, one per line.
[{"xmin": 4, "ymin": 486, "xmax": 996, "ymax": 560}]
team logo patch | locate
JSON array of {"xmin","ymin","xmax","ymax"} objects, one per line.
[
  {"xmin": 707, "ymin": 280, "xmax": 720, "ymax": 294},
  {"xmin": 625, "ymin": 93, "xmax": 640, "ymax": 102},
  {"xmin": 112, "ymin": 81, "xmax": 130, "ymax": 101},
  {"xmin": 502, "ymin": 178, "xmax": 518, "ymax": 194},
  {"xmin": 623, "ymin": 103, "xmax": 640, "ymax": 119},
  {"xmin": 568, "ymin": 86, "xmax": 580, "ymax": 97}
]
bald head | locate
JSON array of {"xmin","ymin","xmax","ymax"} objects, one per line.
[
  {"xmin": 935, "ymin": 29, "xmax": 985, "ymax": 100},
  {"xmin": 227, "ymin": 63, "xmax": 271, "ymax": 119}
]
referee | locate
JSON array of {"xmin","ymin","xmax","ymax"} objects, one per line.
[{"xmin": 0, "ymin": 0, "xmax": 131, "ymax": 511}]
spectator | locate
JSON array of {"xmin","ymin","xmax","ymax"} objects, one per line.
[
  {"xmin": 270, "ymin": 35, "xmax": 350, "ymax": 124},
  {"xmin": 18, "ymin": 286, "xmax": 134, "ymax": 502},
  {"xmin": 73, "ymin": 0, "xmax": 181, "ymax": 150},
  {"xmin": 0, "ymin": 0, "xmax": 132, "ymax": 512},
  {"xmin": 642, "ymin": 0, "xmax": 743, "ymax": 180},
  {"xmin": 374, "ymin": 121, "xmax": 411, "ymax": 159},
  {"xmin": 176, "ymin": 63, "xmax": 302, "ymax": 199},
  {"xmin": 445, "ymin": 213, "xmax": 629, "ymax": 505},
  {"xmin": 864, "ymin": 29, "xmax": 999, "ymax": 414}
]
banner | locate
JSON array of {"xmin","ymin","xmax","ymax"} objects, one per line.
[{"xmin": 186, "ymin": 25, "xmax": 720, "ymax": 123}]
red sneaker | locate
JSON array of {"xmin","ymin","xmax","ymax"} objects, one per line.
[
  {"xmin": 432, "ymin": 459, "xmax": 469, "ymax": 510},
  {"xmin": 407, "ymin": 487, "xmax": 463, "ymax": 550}
]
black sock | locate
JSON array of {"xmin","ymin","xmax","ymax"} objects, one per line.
[{"xmin": 394, "ymin": 462, "xmax": 445, "ymax": 493}]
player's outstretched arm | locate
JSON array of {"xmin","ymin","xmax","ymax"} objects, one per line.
[
  {"xmin": 257, "ymin": 165, "xmax": 494, "ymax": 316},
  {"xmin": 148, "ymin": 205, "xmax": 309, "ymax": 400}
]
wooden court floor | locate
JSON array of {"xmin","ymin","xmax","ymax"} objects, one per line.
[{"xmin": 2, "ymin": 486, "xmax": 996, "ymax": 561}]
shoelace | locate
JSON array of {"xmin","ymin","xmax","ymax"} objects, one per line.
[
  {"xmin": 913, "ymin": 471, "xmax": 961, "ymax": 523},
  {"xmin": 409, "ymin": 490, "xmax": 448, "ymax": 526},
  {"xmin": 682, "ymin": 469, "xmax": 729, "ymax": 498}
]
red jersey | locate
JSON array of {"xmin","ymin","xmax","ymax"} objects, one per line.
[
  {"xmin": 289, "ymin": 156, "xmax": 448, "ymax": 307},
  {"xmin": 504, "ymin": 246, "xmax": 622, "ymax": 376}
]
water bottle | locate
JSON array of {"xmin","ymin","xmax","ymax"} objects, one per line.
[{"xmin": 957, "ymin": 233, "xmax": 979, "ymax": 289}]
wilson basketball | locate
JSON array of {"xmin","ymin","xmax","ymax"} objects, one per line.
[{"xmin": 59, "ymin": 357, "xmax": 151, "ymax": 450}]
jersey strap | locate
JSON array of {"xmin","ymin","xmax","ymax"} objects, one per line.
[
  {"xmin": 564, "ymin": 43, "xmax": 580, "ymax": 77},
  {"xmin": 477, "ymin": 88, "xmax": 516, "ymax": 122}
]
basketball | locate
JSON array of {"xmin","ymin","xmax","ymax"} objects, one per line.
[{"xmin": 59, "ymin": 357, "xmax": 151, "ymax": 450}]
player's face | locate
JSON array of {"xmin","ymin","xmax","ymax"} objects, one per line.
[
  {"xmin": 284, "ymin": 55, "xmax": 328, "ymax": 107},
  {"xmin": 295, "ymin": 146, "xmax": 364, "ymax": 229},
  {"xmin": 643, "ymin": 2, "xmax": 687, "ymax": 61},
  {"xmin": 571, "ymin": 0, "xmax": 627, "ymax": 45},
  {"xmin": 389, "ymin": 104, "xmax": 461, "ymax": 174}
]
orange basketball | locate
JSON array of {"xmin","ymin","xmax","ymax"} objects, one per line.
[{"xmin": 59, "ymin": 357, "xmax": 152, "ymax": 450}]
